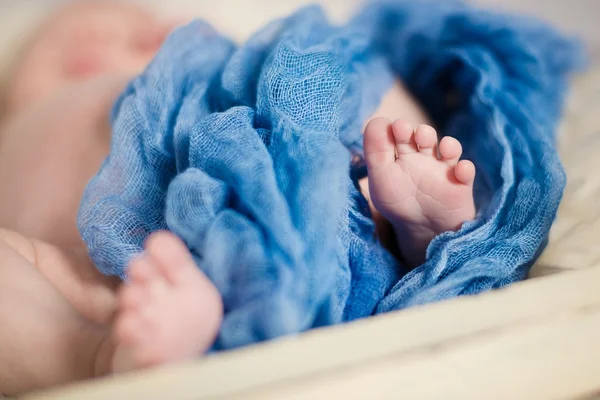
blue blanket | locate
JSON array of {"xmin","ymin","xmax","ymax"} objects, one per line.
[{"xmin": 78, "ymin": 1, "xmax": 584, "ymax": 349}]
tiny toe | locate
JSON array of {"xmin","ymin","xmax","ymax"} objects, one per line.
[
  {"xmin": 363, "ymin": 117, "xmax": 395, "ymax": 168},
  {"xmin": 454, "ymin": 159, "xmax": 476, "ymax": 185},
  {"xmin": 128, "ymin": 254, "xmax": 159, "ymax": 284},
  {"xmin": 414, "ymin": 124, "xmax": 438, "ymax": 156},
  {"xmin": 145, "ymin": 231, "xmax": 198, "ymax": 285},
  {"xmin": 391, "ymin": 120, "xmax": 417, "ymax": 155},
  {"xmin": 439, "ymin": 136, "xmax": 463, "ymax": 165}
]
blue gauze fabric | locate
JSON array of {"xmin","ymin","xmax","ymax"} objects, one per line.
[{"xmin": 78, "ymin": 1, "xmax": 584, "ymax": 349}]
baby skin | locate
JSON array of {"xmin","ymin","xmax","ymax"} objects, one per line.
[
  {"xmin": 364, "ymin": 119, "xmax": 476, "ymax": 266},
  {"xmin": 0, "ymin": 1, "xmax": 475, "ymax": 395}
]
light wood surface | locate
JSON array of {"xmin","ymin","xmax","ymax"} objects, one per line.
[{"xmin": 21, "ymin": 264, "xmax": 600, "ymax": 400}]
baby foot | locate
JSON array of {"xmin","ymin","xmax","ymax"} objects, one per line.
[
  {"xmin": 363, "ymin": 118, "xmax": 476, "ymax": 267},
  {"xmin": 112, "ymin": 232, "xmax": 222, "ymax": 372}
]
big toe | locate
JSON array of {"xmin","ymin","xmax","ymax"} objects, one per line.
[
  {"xmin": 144, "ymin": 231, "xmax": 222, "ymax": 317},
  {"xmin": 128, "ymin": 253, "xmax": 159, "ymax": 284},
  {"xmin": 363, "ymin": 117, "xmax": 395, "ymax": 169},
  {"xmin": 145, "ymin": 231, "xmax": 199, "ymax": 285}
]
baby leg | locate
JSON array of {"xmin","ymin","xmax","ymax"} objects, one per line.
[{"xmin": 0, "ymin": 230, "xmax": 109, "ymax": 395}]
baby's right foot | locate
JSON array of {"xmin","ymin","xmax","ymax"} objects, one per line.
[
  {"xmin": 363, "ymin": 118, "xmax": 476, "ymax": 267},
  {"xmin": 111, "ymin": 232, "xmax": 222, "ymax": 373}
]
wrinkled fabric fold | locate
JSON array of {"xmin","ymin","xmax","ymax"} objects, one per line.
[{"xmin": 78, "ymin": 1, "xmax": 584, "ymax": 349}]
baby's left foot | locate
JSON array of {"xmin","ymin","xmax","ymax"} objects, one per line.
[
  {"xmin": 111, "ymin": 232, "xmax": 223, "ymax": 373},
  {"xmin": 363, "ymin": 118, "xmax": 476, "ymax": 267}
]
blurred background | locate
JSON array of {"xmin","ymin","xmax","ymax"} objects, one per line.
[
  {"xmin": 0, "ymin": 0, "xmax": 598, "ymax": 83},
  {"xmin": 0, "ymin": 0, "xmax": 599, "ymax": 47},
  {"xmin": 0, "ymin": 0, "xmax": 598, "ymax": 108}
]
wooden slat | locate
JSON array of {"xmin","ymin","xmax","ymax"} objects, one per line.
[
  {"xmin": 23, "ymin": 265, "xmax": 600, "ymax": 400},
  {"xmin": 240, "ymin": 306, "xmax": 600, "ymax": 400}
]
